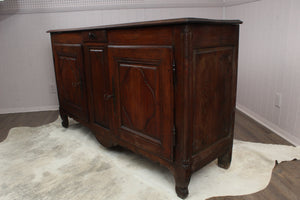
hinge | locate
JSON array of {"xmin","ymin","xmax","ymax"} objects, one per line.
[
  {"xmin": 172, "ymin": 125, "xmax": 176, "ymax": 147},
  {"xmin": 172, "ymin": 58, "xmax": 176, "ymax": 86}
]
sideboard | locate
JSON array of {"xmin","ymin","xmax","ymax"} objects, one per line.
[{"xmin": 48, "ymin": 18, "xmax": 242, "ymax": 199}]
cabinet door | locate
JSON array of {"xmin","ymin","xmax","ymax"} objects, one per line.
[
  {"xmin": 53, "ymin": 44, "xmax": 88, "ymax": 121},
  {"xmin": 108, "ymin": 46, "xmax": 174, "ymax": 160},
  {"xmin": 84, "ymin": 45, "xmax": 112, "ymax": 131}
]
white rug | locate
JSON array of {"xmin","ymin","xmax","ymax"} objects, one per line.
[{"xmin": 0, "ymin": 119, "xmax": 299, "ymax": 200}]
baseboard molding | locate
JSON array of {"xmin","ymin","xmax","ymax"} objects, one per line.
[
  {"xmin": 236, "ymin": 103, "xmax": 300, "ymax": 146},
  {"xmin": 0, "ymin": 105, "xmax": 59, "ymax": 114}
]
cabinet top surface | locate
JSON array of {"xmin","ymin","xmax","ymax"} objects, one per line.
[{"xmin": 47, "ymin": 17, "xmax": 242, "ymax": 33}]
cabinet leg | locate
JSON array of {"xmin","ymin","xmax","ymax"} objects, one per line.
[
  {"xmin": 174, "ymin": 167, "xmax": 191, "ymax": 199},
  {"xmin": 95, "ymin": 135, "xmax": 116, "ymax": 148},
  {"xmin": 218, "ymin": 146, "xmax": 232, "ymax": 169},
  {"xmin": 59, "ymin": 109, "xmax": 69, "ymax": 128}
]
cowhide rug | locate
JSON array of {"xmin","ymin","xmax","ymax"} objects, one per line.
[{"xmin": 0, "ymin": 119, "xmax": 299, "ymax": 200}]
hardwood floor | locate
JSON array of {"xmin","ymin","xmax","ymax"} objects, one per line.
[
  {"xmin": 234, "ymin": 110, "xmax": 292, "ymax": 146},
  {"xmin": 209, "ymin": 160, "xmax": 300, "ymax": 200},
  {"xmin": 0, "ymin": 111, "xmax": 58, "ymax": 142},
  {"xmin": 0, "ymin": 110, "xmax": 299, "ymax": 199}
]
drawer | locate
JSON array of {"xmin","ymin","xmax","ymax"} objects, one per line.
[
  {"xmin": 108, "ymin": 26, "xmax": 173, "ymax": 45},
  {"xmin": 82, "ymin": 30, "xmax": 107, "ymax": 43},
  {"xmin": 51, "ymin": 32, "xmax": 82, "ymax": 44}
]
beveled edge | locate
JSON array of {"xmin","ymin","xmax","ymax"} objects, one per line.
[{"xmin": 47, "ymin": 17, "xmax": 242, "ymax": 33}]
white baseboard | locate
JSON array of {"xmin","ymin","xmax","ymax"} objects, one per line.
[
  {"xmin": 0, "ymin": 105, "xmax": 59, "ymax": 114},
  {"xmin": 236, "ymin": 103, "xmax": 300, "ymax": 146}
]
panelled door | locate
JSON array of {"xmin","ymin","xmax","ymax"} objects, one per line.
[
  {"xmin": 84, "ymin": 45, "xmax": 112, "ymax": 132},
  {"xmin": 53, "ymin": 44, "xmax": 88, "ymax": 121},
  {"xmin": 108, "ymin": 46, "xmax": 174, "ymax": 160}
]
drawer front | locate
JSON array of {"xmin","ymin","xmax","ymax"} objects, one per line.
[
  {"xmin": 108, "ymin": 27, "xmax": 173, "ymax": 45},
  {"xmin": 82, "ymin": 30, "xmax": 107, "ymax": 43},
  {"xmin": 51, "ymin": 32, "xmax": 82, "ymax": 44}
]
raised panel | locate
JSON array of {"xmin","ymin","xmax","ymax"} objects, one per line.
[
  {"xmin": 119, "ymin": 63, "xmax": 159, "ymax": 141},
  {"xmin": 85, "ymin": 46, "xmax": 111, "ymax": 129},
  {"xmin": 108, "ymin": 46, "xmax": 174, "ymax": 160},
  {"xmin": 192, "ymin": 47, "xmax": 235, "ymax": 155},
  {"xmin": 53, "ymin": 44, "xmax": 88, "ymax": 121}
]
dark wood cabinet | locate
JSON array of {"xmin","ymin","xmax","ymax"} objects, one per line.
[
  {"xmin": 48, "ymin": 18, "xmax": 242, "ymax": 199},
  {"xmin": 52, "ymin": 44, "xmax": 88, "ymax": 125}
]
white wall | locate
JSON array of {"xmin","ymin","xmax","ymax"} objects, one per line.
[
  {"xmin": 0, "ymin": 5, "xmax": 223, "ymax": 114},
  {"xmin": 225, "ymin": 0, "xmax": 300, "ymax": 145},
  {"xmin": 6, "ymin": 0, "xmax": 295, "ymax": 146}
]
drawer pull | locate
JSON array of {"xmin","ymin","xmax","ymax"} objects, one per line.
[
  {"xmin": 72, "ymin": 81, "xmax": 81, "ymax": 87},
  {"xmin": 88, "ymin": 32, "xmax": 96, "ymax": 40}
]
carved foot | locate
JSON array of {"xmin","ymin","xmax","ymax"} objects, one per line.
[
  {"xmin": 176, "ymin": 186, "xmax": 189, "ymax": 199},
  {"xmin": 95, "ymin": 135, "xmax": 116, "ymax": 148},
  {"xmin": 174, "ymin": 167, "xmax": 191, "ymax": 199},
  {"xmin": 218, "ymin": 147, "xmax": 232, "ymax": 169},
  {"xmin": 61, "ymin": 118, "xmax": 69, "ymax": 128},
  {"xmin": 59, "ymin": 109, "xmax": 69, "ymax": 128}
]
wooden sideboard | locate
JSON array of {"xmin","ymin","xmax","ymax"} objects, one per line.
[{"xmin": 48, "ymin": 18, "xmax": 242, "ymax": 199}]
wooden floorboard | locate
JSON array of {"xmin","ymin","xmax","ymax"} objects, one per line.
[
  {"xmin": 0, "ymin": 110, "xmax": 58, "ymax": 142},
  {"xmin": 0, "ymin": 109, "xmax": 299, "ymax": 199}
]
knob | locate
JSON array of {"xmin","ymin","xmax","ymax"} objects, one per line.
[{"xmin": 88, "ymin": 32, "xmax": 96, "ymax": 40}]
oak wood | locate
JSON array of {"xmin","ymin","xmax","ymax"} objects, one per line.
[{"xmin": 48, "ymin": 18, "xmax": 241, "ymax": 198}]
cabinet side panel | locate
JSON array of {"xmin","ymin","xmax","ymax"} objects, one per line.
[
  {"xmin": 190, "ymin": 24, "xmax": 239, "ymax": 162},
  {"xmin": 192, "ymin": 47, "xmax": 234, "ymax": 154}
]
